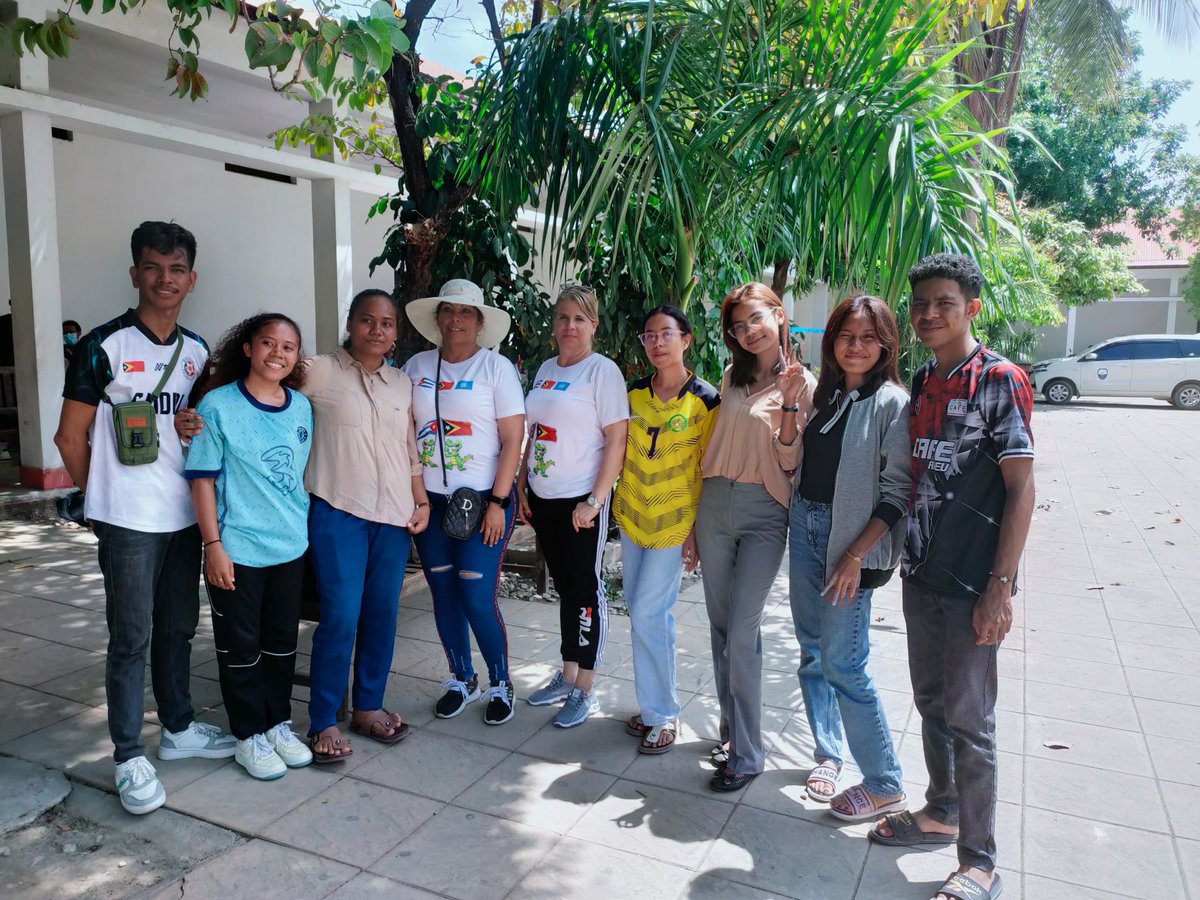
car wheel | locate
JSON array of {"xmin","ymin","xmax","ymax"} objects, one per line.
[
  {"xmin": 1171, "ymin": 382, "xmax": 1200, "ymax": 410},
  {"xmin": 1043, "ymin": 379, "xmax": 1074, "ymax": 405}
]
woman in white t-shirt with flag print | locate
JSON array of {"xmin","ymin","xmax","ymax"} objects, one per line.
[
  {"xmin": 519, "ymin": 285, "xmax": 630, "ymax": 729},
  {"xmin": 403, "ymin": 280, "xmax": 527, "ymax": 726}
]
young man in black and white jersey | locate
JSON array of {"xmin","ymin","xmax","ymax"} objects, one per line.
[{"xmin": 55, "ymin": 222, "xmax": 235, "ymax": 815}]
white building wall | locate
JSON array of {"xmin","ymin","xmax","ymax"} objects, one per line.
[{"xmin": 1, "ymin": 128, "xmax": 392, "ymax": 352}]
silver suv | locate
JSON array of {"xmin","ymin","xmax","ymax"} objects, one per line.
[{"xmin": 1029, "ymin": 334, "xmax": 1200, "ymax": 409}]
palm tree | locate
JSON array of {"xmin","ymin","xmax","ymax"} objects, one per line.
[
  {"xmin": 948, "ymin": 0, "xmax": 1200, "ymax": 142},
  {"xmin": 464, "ymin": 0, "xmax": 1027, "ymax": 323}
]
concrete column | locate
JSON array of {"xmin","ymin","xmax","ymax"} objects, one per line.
[
  {"xmin": 1167, "ymin": 299, "xmax": 1178, "ymax": 334},
  {"xmin": 1065, "ymin": 305, "xmax": 1078, "ymax": 356},
  {"xmin": 309, "ymin": 100, "xmax": 354, "ymax": 354},
  {"xmin": 2, "ymin": 109, "xmax": 69, "ymax": 488}
]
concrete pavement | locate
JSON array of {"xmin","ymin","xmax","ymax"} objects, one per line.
[{"xmin": 1, "ymin": 399, "xmax": 1198, "ymax": 899}]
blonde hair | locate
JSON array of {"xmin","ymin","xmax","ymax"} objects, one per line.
[{"xmin": 554, "ymin": 284, "xmax": 600, "ymax": 323}]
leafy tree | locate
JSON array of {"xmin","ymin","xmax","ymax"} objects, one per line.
[
  {"xmin": 1184, "ymin": 254, "xmax": 1200, "ymax": 322},
  {"xmin": 1007, "ymin": 53, "xmax": 1200, "ymax": 236},
  {"xmin": 465, "ymin": 0, "xmax": 1029, "ymax": 362}
]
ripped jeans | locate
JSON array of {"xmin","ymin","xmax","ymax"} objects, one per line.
[{"xmin": 413, "ymin": 489, "xmax": 515, "ymax": 685}]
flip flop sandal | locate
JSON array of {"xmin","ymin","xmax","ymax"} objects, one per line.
[
  {"xmin": 709, "ymin": 743, "xmax": 730, "ymax": 769},
  {"xmin": 309, "ymin": 730, "xmax": 354, "ymax": 765},
  {"xmin": 868, "ymin": 811, "xmax": 958, "ymax": 847},
  {"xmin": 828, "ymin": 783, "xmax": 908, "ymax": 822},
  {"xmin": 934, "ymin": 871, "xmax": 1003, "ymax": 900},
  {"xmin": 625, "ymin": 714, "xmax": 652, "ymax": 737},
  {"xmin": 349, "ymin": 710, "xmax": 411, "ymax": 745},
  {"xmin": 805, "ymin": 760, "xmax": 842, "ymax": 802},
  {"xmin": 638, "ymin": 721, "xmax": 678, "ymax": 755}
]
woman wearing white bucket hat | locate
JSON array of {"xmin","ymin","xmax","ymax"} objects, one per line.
[{"xmin": 403, "ymin": 279, "xmax": 526, "ymax": 725}]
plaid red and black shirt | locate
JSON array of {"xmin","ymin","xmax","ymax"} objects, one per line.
[{"xmin": 903, "ymin": 343, "xmax": 1034, "ymax": 599}]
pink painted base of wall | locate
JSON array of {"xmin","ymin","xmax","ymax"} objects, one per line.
[{"xmin": 20, "ymin": 467, "xmax": 74, "ymax": 490}]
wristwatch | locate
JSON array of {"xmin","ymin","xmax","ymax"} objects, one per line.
[
  {"xmin": 487, "ymin": 493, "xmax": 511, "ymax": 510},
  {"xmin": 585, "ymin": 494, "xmax": 601, "ymax": 510},
  {"xmin": 989, "ymin": 572, "xmax": 1012, "ymax": 586}
]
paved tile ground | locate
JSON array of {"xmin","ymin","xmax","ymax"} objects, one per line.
[{"xmin": 1, "ymin": 400, "xmax": 1199, "ymax": 899}]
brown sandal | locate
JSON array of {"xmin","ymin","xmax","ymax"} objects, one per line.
[
  {"xmin": 309, "ymin": 727, "xmax": 354, "ymax": 764},
  {"xmin": 638, "ymin": 720, "xmax": 678, "ymax": 755},
  {"xmin": 625, "ymin": 714, "xmax": 652, "ymax": 737},
  {"xmin": 349, "ymin": 709, "xmax": 411, "ymax": 745}
]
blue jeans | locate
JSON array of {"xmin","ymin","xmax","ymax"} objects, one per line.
[
  {"xmin": 620, "ymin": 535, "xmax": 684, "ymax": 726},
  {"xmin": 307, "ymin": 496, "xmax": 411, "ymax": 735},
  {"xmin": 413, "ymin": 490, "xmax": 514, "ymax": 684},
  {"xmin": 94, "ymin": 521, "xmax": 201, "ymax": 764},
  {"xmin": 789, "ymin": 497, "xmax": 902, "ymax": 797}
]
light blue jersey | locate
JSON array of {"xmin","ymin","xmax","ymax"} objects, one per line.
[{"xmin": 185, "ymin": 381, "xmax": 313, "ymax": 567}]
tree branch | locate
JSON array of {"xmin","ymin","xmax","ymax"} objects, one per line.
[{"xmin": 481, "ymin": 0, "xmax": 506, "ymax": 66}]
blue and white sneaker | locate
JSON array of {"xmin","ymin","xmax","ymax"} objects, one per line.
[
  {"xmin": 157, "ymin": 720, "xmax": 236, "ymax": 761},
  {"xmin": 114, "ymin": 756, "xmax": 166, "ymax": 815},
  {"xmin": 235, "ymin": 733, "xmax": 287, "ymax": 780},
  {"xmin": 527, "ymin": 671, "xmax": 574, "ymax": 707},
  {"xmin": 553, "ymin": 687, "xmax": 600, "ymax": 728}
]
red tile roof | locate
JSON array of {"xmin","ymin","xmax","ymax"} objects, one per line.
[{"xmin": 1104, "ymin": 220, "xmax": 1198, "ymax": 267}]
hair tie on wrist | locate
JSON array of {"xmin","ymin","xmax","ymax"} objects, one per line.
[{"xmin": 204, "ymin": 539, "xmax": 221, "ymax": 548}]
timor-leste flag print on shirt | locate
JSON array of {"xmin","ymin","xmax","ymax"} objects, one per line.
[
  {"xmin": 404, "ymin": 348, "xmax": 526, "ymax": 494},
  {"xmin": 613, "ymin": 373, "xmax": 720, "ymax": 549}
]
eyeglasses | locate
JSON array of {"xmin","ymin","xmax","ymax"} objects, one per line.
[
  {"xmin": 638, "ymin": 330, "xmax": 683, "ymax": 347},
  {"xmin": 727, "ymin": 310, "xmax": 771, "ymax": 339}
]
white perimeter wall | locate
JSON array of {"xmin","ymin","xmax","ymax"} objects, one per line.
[{"xmin": 1, "ymin": 128, "xmax": 394, "ymax": 351}]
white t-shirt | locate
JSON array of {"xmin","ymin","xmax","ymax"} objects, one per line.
[
  {"xmin": 404, "ymin": 348, "xmax": 526, "ymax": 494},
  {"xmin": 523, "ymin": 353, "xmax": 630, "ymax": 499},
  {"xmin": 63, "ymin": 309, "xmax": 208, "ymax": 533}
]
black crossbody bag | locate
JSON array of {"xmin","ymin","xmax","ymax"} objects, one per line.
[{"xmin": 435, "ymin": 353, "xmax": 485, "ymax": 540}]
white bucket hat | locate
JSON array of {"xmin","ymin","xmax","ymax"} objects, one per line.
[{"xmin": 405, "ymin": 279, "xmax": 512, "ymax": 350}]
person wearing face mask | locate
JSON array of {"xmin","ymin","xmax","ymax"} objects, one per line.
[
  {"xmin": 63, "ymin": 319, "xmax": 82, "ymax": 364},
  {"xmin": 696, "ymin": 282, "xmax": 815, "ymax": 793}
]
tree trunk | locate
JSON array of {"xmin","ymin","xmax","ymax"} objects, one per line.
[
  {"xmin": 771, "ymin": 257, "xmax": 791, "ymax": 298},
  {"xmin": 956, "ymin": 0, "xmax": 1030, "ymax": 145}
]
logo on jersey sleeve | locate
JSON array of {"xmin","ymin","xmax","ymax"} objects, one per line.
[
  {"xmin": 182, "ymin": 357, "xmax": 197, "ymax": 379},
  {"xmin": 122, "ymin": 361, "xmax": 145, "ymax": 373}
]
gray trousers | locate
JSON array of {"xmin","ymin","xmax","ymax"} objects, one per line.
[
  {"xmin": 695, "ymin": 477, "xmax": 788, "ymax": 775},
  {"xmin": 903, "ymin": 579, "xmax": 999, "ymax": 872}
]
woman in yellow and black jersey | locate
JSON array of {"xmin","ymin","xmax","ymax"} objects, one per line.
[{"xmin": 613, "ymin": 305, "xmax": 719, "ymax": 754}]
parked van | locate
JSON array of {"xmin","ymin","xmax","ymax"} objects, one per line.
[{"xmin": 1029, "ymin": 334, "xmax": 1200, "ymax": 409}]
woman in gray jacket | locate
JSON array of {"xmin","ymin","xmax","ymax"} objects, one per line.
[{"xmin": 789, "ymin": 294, "xmax": 910, "ymax": 822}]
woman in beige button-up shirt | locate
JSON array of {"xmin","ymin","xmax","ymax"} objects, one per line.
[
  {"xmin": 303, "ymin": 289, "xmax": 430, "ymax": 764},
  {"xmin": 696, "ymin": 282, "xmax": 815, "ymax": 793}
]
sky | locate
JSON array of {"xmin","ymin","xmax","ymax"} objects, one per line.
[{"xmin": 415, "ymin": 5, "xmax": 1200, "ymax": 155}]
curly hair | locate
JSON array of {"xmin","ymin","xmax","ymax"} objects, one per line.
[
  {"xmin": 198, "ymin": 313, "xmax": 305, "ymax": 400},
  {"xmin": 907, "ymin": 253, "xmax": 983, "ymax": 299}
]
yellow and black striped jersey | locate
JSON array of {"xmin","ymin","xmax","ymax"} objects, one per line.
[{"xmin": 614, "ymin": 372, "xmax": 720, "ymax": 548}]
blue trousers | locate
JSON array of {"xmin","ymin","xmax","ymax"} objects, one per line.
[
  {"xmin": 413, "ymin": 490, "xmax": 514, "ymax": 684},
  {"xmin": 307, "ymin": 496, "xmax": 411, "ymax": 735},
  {"xmin": 620, "ymin": 535, "xmax": 683, "ymax": 726},
  {"xmin": 789, "ymin": 497, "xmax": 902, "ymax": 797}
]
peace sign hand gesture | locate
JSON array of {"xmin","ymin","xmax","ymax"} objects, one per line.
[{"xmin": 775, "ymin": 336, "xmax": 808, "ymax": 408}]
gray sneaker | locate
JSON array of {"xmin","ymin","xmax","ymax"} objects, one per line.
[
  {"xmin": 553, "ymin": 687, "xmax": 599, "ymax": 728},
  {"xmin": 157, "ymin": 720, "xmax": 236, "ymax": 760},
  {"xmin": 527, "ymin": 671, "xmax": 574, "ymax": 707}
]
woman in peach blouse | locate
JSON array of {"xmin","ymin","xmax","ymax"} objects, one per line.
[{"xmin": 696, "ymin": 282, "xmax": 816, "ymax": 793}]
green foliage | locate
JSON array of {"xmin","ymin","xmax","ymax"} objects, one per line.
[
  {"xmin": 1009, "ymin": 50, "xmax": 1200, "ymax": 236},
  {"xmin": 1184, "ymin": 254, "xmax": 1200, "ymax": 323},
  {"xmin": 464, "ymin": 0, "xmax": 1030, "ymax": 350},
  {"xmin": 4, "ymin": 0, "xmax": 407, "ymax": 102}
]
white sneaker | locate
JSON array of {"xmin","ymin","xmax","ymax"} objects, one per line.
[
  {"xmin": 265, "ymin": 721, "xmax": 313, "ymax": 768},
  {"xmin": 234, "ymin": 733, "xmax": 287, "ymax": 780},
  {"xmin": 157, "ymin": 721, "xmax": 236, "ymax": 760},
  {"xmin": 114, "ymin": 756, "xmax": 166, "ymax": 815}
]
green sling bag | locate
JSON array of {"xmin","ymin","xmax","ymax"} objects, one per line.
[{"xmin": 104, "ymin": 331, "xmax": 184, "ymax": 466}]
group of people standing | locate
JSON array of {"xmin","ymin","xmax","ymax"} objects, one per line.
[{"xmin": 56, "ymin": 220, "xmax": 1032, "ymax": 900}]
